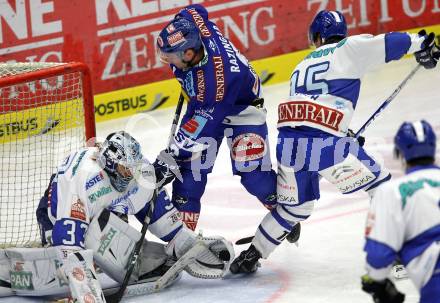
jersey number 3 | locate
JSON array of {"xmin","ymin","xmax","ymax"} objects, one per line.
[{"xmin": 61, "ymin": 219, "xmax": 88, "ymax": 247}]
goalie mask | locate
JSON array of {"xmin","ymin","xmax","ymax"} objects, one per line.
[{"xmin": 97, "ymin": 131, "xmax": 143, "ymax": 192}]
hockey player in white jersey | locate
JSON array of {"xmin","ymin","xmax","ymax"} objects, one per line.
[
  {"xmin": 0, "ymin": 131, "xmax": 233, "ymax": 301},
  {"xmin": 231, "ymin": 10, "xmax": 440, "ymax": 273},
  {"xmin": 362, "ymin": 120, "xmax": 439, "ymax": 303}
]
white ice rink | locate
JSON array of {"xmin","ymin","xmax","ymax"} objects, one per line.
[{"xmin": 3, "ymin": 58, "xmax": 439, "ymax": 302}]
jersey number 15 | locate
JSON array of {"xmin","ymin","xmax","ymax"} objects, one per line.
[{"xmin": 290, "ymin": 62, "xmax": 330, "ymax": 95}]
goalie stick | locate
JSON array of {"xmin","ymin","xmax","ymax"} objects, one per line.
[
  {"xmin": 103, "ymin": 241, "xmax": 206, "ymax": 299},
  {"xmin": 235, "ymin": 64, "xmax": 422, "ymax": 247},
  {"xmin": 105, "ymin": 189, "xmax": 157, "ymax": 303},
  {"xmin": 106, "ymin": 93, "xmax": 186, "ymax": 303}
]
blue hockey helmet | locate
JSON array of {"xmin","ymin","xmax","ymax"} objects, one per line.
[
  {"xmin": 309, "ymin": 10, "xmax": 347, "ymax": 45},
  {"xmin": 394, "ymin": 120, "xmax": 436, "ymax": 161},
  {"xmin": 157, "ymin": 18, "xmax": 202, "ymax": 54},
  {"xmin": 97, "ymin": 131, "xmax": 143, "ymax": 192}
]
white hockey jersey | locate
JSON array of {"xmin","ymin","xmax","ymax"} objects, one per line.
[
  {"xmin": 48, "ymin": 147, "xmax": 156, "ymax": 249},
  {"xmin": 364, "ymin": 165, "xmax": 440, "ymax": 289},
  {"xmin": 280, "ymin": 32, "xmax": 426, "ymax": 136}
]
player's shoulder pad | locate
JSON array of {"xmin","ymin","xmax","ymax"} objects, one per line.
[
  {"xmin": 372, "ymin": 178, "xmax": 401, "ymax": 206},
  {"xmin": 342, "ymin": 34, "xmax": 381, "ymax": 50},
  {"xmin": 57, "ymin": 148, "xmax": 89, "ymax": 177}
]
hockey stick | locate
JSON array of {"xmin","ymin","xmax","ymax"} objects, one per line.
[
  {"xmin": 102, "ymin": 241, "xmax": 206, "ymax": 300},
  {"xmin": 105, "ymin": 190, "xmax": 157, "ymax": 303},
  {"xmin": 106, "ymin": 93, "xmax": 185, "ymax": 302},
  {"xmin": 235, "ymin": 65, "xmax": 422, "ymax": 246},
  {"xmin": 168, "ymin": 93, "xmax": 185, "ymax": 146},
  {"xmin": 235, "ymin": 222, "xmax": 301, "ymax": 245},
  {"xmin": 354, "ymin": 64, "xmax": 421, "ymax": 138}
]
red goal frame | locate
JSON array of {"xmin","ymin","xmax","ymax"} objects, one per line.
[{"xmin": 0, "ymin": 62, "xmax": 96, "ymax": 140}]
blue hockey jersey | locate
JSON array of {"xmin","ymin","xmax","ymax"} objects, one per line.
[{"xmin": 168, "ymin": 5, "xmax": 262, "ymax": 159}]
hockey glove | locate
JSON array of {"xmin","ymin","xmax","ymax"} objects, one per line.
[
  {"xmin": 153, "ymin": 149, "xmax": 182, "ymax": 188},
  {"xmin": 415, "ymin": 30, "xmax": 440, "ymax": 69},
  {"xmin": 347, "ymin": 129, "xmax": 365, "ymax": 147},
  {"xmin": 361, "ymin": 275, "xmax": 405, "ymax": 303}
]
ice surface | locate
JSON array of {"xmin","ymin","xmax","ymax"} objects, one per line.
[{"xmin": 2, "ymin": 58, "xmax": 439, "ymax": 302}]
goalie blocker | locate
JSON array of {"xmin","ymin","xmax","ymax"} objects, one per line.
[{"xmin": 0, "ymin": 208, "xmax": 234, "ymax": 299}]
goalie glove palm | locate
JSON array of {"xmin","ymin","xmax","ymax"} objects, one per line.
[
  {"xmin": 166, "ymin": 227, "xmax": 234, "ymax": 279},
  {"xmin": 184, "ymin": 236, "xmax": 234, "ymax": 279}
]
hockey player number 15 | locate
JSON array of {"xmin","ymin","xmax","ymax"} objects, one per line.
[{"xmin": 290, "ymin": 62, "xmax": 330, "ymax": 95}]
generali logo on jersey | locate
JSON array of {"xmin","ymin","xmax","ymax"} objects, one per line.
[
  {"xmin": 186, "ymin": 7, "xmax": 211, "ymax": 37},
  {"xmin": 213, "ymin": 56, "xmax": 225, "ymax": 102},
  {"xmin": 196, "ymin": 69, "xmax": 205, "ymax": 102},
  {"xmin": 278, "ymin": 101, "xmax": 344, "ymax": 131}
]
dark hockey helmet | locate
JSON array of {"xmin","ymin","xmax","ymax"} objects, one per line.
[
  {"xmin": 97, "ymin": 131, "xmax": 143, "ymax": 192},
  {"xmin": 309, "ymin": 10, "xmax": 347, "ymax": 45},
  {"xmin": 394, "ymin": 120, "xmax": 436, "ymax": 161},
  {"xmin": 157, "ymin": 18, "xmax": 202, "ymax": 54}
]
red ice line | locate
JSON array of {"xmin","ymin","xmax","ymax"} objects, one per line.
[{"xmin": 262, "ymin": 206, "xmax": 369, "ymax": 303}]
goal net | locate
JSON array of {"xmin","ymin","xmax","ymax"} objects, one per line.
[{"xmin": 0, "ymin": 62, "xmax": 95, "ymax": 248}]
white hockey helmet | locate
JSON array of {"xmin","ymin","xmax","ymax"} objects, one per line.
[{"xmin": 97, "ymin": 131, "xmax": 143, "ymax": 192}]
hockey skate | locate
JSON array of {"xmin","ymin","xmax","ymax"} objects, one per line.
[
  {"xmin": 230, "ymin": 245, "xmax": 261, "ymax": 274},
  {"xmin": 286, "ymin": 222, "xmax": 301, "ymax": 244}
]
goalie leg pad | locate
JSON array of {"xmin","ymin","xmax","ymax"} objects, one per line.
[
  {"xmin": 85, "ymin": 208, "xmax": 141, "ymax": 283},
  {"xmin": 166, "ymin": 226, "xmax": 235, "ymax": 279},
  {"xmin": 4, "ymin": 246, "xmax": 68, "ymax": 296},
  {"xmin": 62, "ymin": 249, "xmax": 105, "ymax": 303},
  {"xmin": 0, "ymin": 249, "xmax": 12, "ymax": 297},
  {"xmin": 137, "ymin": 241, "xmax": 169, "ymax": 281}
]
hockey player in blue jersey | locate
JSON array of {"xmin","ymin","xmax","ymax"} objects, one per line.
[
  {"xmin": 362, "ymin": 120, "xmax": 439, "ymax": 303},
  {"xmin": 156, "ymin": 4, "xmax": 277, "ymax": 230},
  {"xmin": 230, "ymin": 10, "xmax": 440, "ymax": 273}
]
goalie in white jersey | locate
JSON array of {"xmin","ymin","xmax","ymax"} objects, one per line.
[
  {"xmin": 231, "ymin": 10, "xmax": 440, "ymax": 273},
  {"xmin": 0, "ymin": 131, "xmax": 233, "ymax": 302},
  {"xmin": 362, "ymin": 120, "xmax": 439, "ymax": 303}
]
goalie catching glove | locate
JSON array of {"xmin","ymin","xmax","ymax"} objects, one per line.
[{"xmin": 166, "ymin": 226, "xmax": 234, "ymax": 279}]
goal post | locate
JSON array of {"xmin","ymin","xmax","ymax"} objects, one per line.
[{"xmin": 0, "ymin": 62, "xmax": 96, "ymax": 247}]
